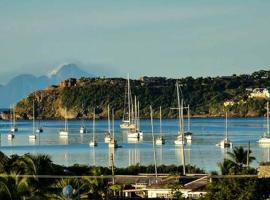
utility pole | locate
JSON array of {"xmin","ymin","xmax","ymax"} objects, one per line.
[{"xmin": 247, "ymin": 141, "xmax": 250, "ymax": 168}]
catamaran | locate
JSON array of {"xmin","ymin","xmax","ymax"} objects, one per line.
[
  {"xmin": 258, "ymin": 101, "xmax": 270, "ymax": 144},
  {"xmin": 156, "ymin": 106, "xmax": 165, "ymax": 145},
  {"xmin": 108, "ymin": 109, "xmax": 118, "ymax": 148},
  {"xmin": 28, "ymin": 100, "xmax": 37, "ymax": 140},
  {"xmin": 216, "ymin": 112, "xmax": 233, "ymax": 148},
  {"xmin": 120, "ymin": 74, "xmax": 136, "ymax": 129},
  {"xmin": 59, "ymin": 108, "xmax": 69, "ymax": 137},
  {"xmin": 174, "ymin": 83, "xmax": 186, "ymax": 145},
  {"xmin": 10, "ymin": 105, "xmax": 18, "ymax": 133},
  {"xmin": 104, "ymin": 105, "xmax": 112, "ymax": 143},
  {"xmin": 89, "ymin": 108, "xmax": 97, "ymax": 147}
]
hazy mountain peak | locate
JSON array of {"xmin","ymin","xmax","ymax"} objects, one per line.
[{"xmin": 48, "ymin": 63, "xmax": 89, "ymax": 78}]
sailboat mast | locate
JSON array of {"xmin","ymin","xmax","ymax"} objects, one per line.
[
  {"xmin": 13, "ymin": 105, "xmax": 16, "ymax": 127},
  {"xmin": 137, "ymin": 100, "xmax": 140, "ymax": 130},
  {"xmin": 134, "ymin": 96, "xmax": 137, "ymax": 129},
  {"xmin": 10, "ymin": 105, "xmax": 12, "ymax": 129},
  {"xmin": 177, "ymin": 82, "xmax": 186, "ymax": 175},
  {"xmin": 93, "ymin": 108, "xmax": 95, "ymax": 140},
  {"xmin": 176, "ymin": 83, "xmax": 181, "ymax": 133},
  {"xmin": 150, "ymin": 106, "xmax": 158, "ymax": 181},
  {"xmin": 65, "ymin": 108, "xmax": 68, "ymax": 131},
  {"xmin": 128, "ymin": 74, "xmax": 131, "ymax": 124},
  {"xmin": 160, "ymin": 106, "xmax": 162, "ymax": 137},
  {"xmin": 267, "ymin": 101, "xmax": 269, "ymax": 136},
  {"xmin": 112, "ymin": 109, "xmax": 115, "ymax": 139},
  {"xmin": 108, "ymin": 105, "xmax": 111, "ymax": 133},
  {"xmin": 225, "ymin": 112, "xmax": 228, "ymax": 139},
  {"xmin": 33, "ymin": 100, "xmax": 35, "ymax": 134},
  {"xmin": 188, "ymin": 105, "xmax": 190, "ymax": 132}
]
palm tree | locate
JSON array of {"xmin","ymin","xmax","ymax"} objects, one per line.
[
  {"xmin": 227, "ymin": 146, "xmax": 255, "ymax": 168},
  {"xmin": 219, "ymin": 146, "xmax": 256, "ymax": 175},
  {"xmin": 12, "ymin": 153, "xmax": 55, "ymax": 198},
  {"xmin": 0, "ymin": 172, "xmax": 31, "ymax": 199}
]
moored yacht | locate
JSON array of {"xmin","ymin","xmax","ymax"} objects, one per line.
[
  {"xmin": 120, "ymin": 74, "xmax": 136, "ymax": 129},
  {"xmin": 156, "ymin": 107, "xmax": 165, "ymax": 145},
  {"xmin": 89, "ymin": 108, "xmax": 97, "ymax": 147},
  {"xmin": 258, "ymin": 101, "xmax": 270, "ymax": 144},
  {"xmin": 29, "ymin": 100, "xmax": 37, "ymax": 141},
  {"xmin": 104, "ymin": 105, "xmax": 112, "ymax": 143},
  {"xmin": 10, "ymin": 105, "xmax": 18, "ymax": 133},
  {"xmin": 216, "ymin": 112, "xmax": 233, "ymax": 148}
]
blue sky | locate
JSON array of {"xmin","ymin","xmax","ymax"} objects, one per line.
[{"xmin": 0, "ymin": 0, "xmax": 270, "ymax": 83}]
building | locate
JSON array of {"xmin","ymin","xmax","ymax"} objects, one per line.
[
  {"xmin": 122, "ymin": 175, "xmax": 208, "ymax": 199},
  {"xmin": 249, "ymin": 88, "xmax": 270, "ymax": 99}
]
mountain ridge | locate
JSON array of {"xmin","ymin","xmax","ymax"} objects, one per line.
[{"xmin": 0, "ymin": 63, "xmax": 93, "ymax": 108}]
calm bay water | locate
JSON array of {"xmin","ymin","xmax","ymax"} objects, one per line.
[{"xmin": 0, "ymin": 118, "xmax": 270, "ymax": 172}]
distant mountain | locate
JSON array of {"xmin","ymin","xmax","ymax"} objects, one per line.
[
  {"xmin": 0, "ymin": 63, "xmax": 93, "ymax": 108},
  {"xmin": 49, "ymin": 63, "xmax": 90, "ymax": 80}
]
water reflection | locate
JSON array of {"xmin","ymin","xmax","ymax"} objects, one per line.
[
  {"xmin": 59, "ymin": 136, "xmax": 69, "ymax": 145},
  {"xmin": 128, "ymin": 149, "xmax": 140, "ymax": 166}
]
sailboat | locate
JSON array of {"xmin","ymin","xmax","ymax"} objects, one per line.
[
  {"xmin": 104, "ymin": 105, "xmax": 112, "ymax": 143},
  {"xmin": 174, "ymin": 83, "xmax": 186, "ymax": 145},
  {"xmin": 184, "ymin": 105, "xmax": 192, "ymax": 143},
  {"xmin": 80, "ymin": 119, "xmax": 87, "ymax": 134},
  {"xmin": 89, "ymin": 108, "xmax": 97, "ymax": 147},
  {"xmin": 120, "ymin": 74, "xmax": 136, "ymax": 129},
  {"xmin": 127, "ymin": 97, "xmax": 142, "ymax": 139},
  {"xmin": 28, "ymin": 100, "xmax": 37, "ymax": 140},
  {"xmin": 36, "ymin": 120, "xmax": 43, "ymax": 133},
  {"xmin": 8, "ymin": 106, "xmax": 15, "ymax": 140},
  {"xmin": 216, "ymin": 112, "xmax": 233, "ymax": 148},
  {"xmin": 59, "ymin": 108, "xmax": 69, "ymax": 137},
  {"xmin": 258, "ymin": 101, "xmax": 270, "ymax": 144},
  {"xmin": 156, "ymin": 106, "xmax": 165, "ymax": 145},
  {"xmin": 10, "ymin": 105, "xmax": 18, "ymax": 133},
  {"xmin": 108, "ymin": 109, "xmax": 118, "ymax": 148}
]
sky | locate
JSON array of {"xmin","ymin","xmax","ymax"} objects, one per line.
[{"xmin": 0, "ymin": 0, "xmax": 270, "ymax": 83}]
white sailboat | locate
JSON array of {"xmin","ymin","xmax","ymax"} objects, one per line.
[
  {"xmin": 258, "ymin": 101, "xmax": 270, "ymax": 144},
  {"xmin": 89, "ymin": 108, "xmax": 97, "ymax": 147},
  {"xmin": 28, "ymin": 100, "xmax": 37, "ymax": 140},
  {"xmin": 59, "ymin": 108, "xmax": 69, "ymax": 137},
  {"xmin": 216, "ymin": 112, "xmax": 233, "ymax": 148},
  {"xmin": 174, "ymin": 83, "xmax": 186, "ymax": 145},
  {"xmin": 120, "ymin": 74, "xmax": 136, "ymax": 129},
  {"xmin": 108, "ymin": 109, "xmax": 118, "ymax": 148},
  {"xmin": 184, "ymin": 105, "xmax": 192, "ymax": 143},
  {"xmin": 156, "ymin": 106, "xmax": 165, "ymax": 145},
  {"xmin": 127, "ymin": 97, "xmax": 141, "ymax": 139},
  {"xmin": 36, "ymin": 120, "xmax": 43, "ymax": 133},
  {"xmin": 8, "ymin": 106, "xmax": 15, "ymax": 140},
  {"xmin": 10, "ymin": 105, "xmax": 18, "ymax": 133},
  {"xmin": 80, "ymin": 119, "xmax": 87, "ymax": 134},
  {"xmin": 104, "ymin": 105, "xmax": 112, "ymax": 143}
]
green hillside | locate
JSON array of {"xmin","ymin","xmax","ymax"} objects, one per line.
[{"xmin": 15, "ymin": 70, "xmax": 270, "ymax": 119}]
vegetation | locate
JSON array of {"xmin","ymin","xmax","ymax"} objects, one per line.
[
  {"xmin": 1, "ymin": 147, "xmax": 270, "ymax": 199},
  {"xmin": 0, "ymin": 151, "xmax": 203, "ymax": 199},
  {"xmin": 203, "ymin": 146, "xmax": 270, "ymax": 200},
  {"xmin": 15, "ymin": 70, "xmax": 270, "ymax": 119}
]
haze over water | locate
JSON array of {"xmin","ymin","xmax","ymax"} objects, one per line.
[{"xmin": 0, "ymin": 118, "xmax": 269, "ymax": 172}]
